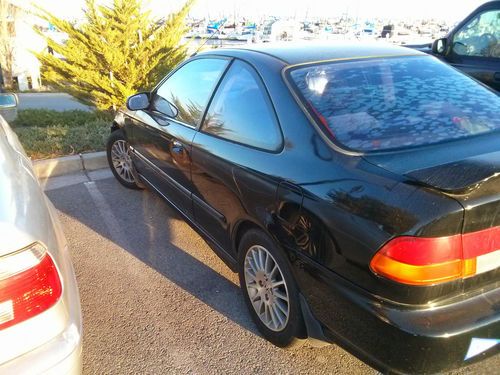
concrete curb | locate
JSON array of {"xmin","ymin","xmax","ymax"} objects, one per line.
[{"xmin": 33, "ymin": 151, "xmax": 108, "ymax": 178}]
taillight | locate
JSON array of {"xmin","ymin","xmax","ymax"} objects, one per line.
[
  {"xmin": 0, "ymin": 243, "xmax": 62, "ymax": 330},
  {"xmin": 370, "ymin": 226, "xmax": 500, "ymax": 285}
]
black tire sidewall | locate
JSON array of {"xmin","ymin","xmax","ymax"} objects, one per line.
[
  {"xmin": 237, "ymin": 229, "xmax": 304, "ymax": 347},
  {"xmin": 106, "ymin": 129, "xmax": 140, "ymax": 190}
]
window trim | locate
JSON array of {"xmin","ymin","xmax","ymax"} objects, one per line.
[
  {"xmin": 198, "ymin": 58, "xmax": 285, "ymax": 154},
  {"xmin": 149, "ymin": 56, "xmax": 232, "ymax": 129}
]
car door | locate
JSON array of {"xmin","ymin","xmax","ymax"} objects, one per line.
[
  {"xmin": 445, "ymin": 8, "xmax": 500, "ymax": 91},
  {"xmin": 128, "ymin": 57, "xmax": 230, "ymax": 219},
  {"xmin": 190, "ymin": 59, "xmax": 284, "ymax": 253}
]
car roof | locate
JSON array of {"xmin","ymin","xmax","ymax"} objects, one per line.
[{"xmin": 197, "ymin": 41, "xmax": 424, "ymax": 66}]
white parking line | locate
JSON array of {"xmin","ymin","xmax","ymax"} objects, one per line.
[
  {"xmin": 40, "ymin": 172, "xmax": 89, "ymax": 191},
  {"xmin": 84, "ymin": 181, "xmax": 129, "ymax": 247}
]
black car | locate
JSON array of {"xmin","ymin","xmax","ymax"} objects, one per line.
[
  {"xmin": 107, "ymin": 43, "xmax": 500, "ymax": 374},
  {"xmin": 409, "ymin": 0, "xmax": 500, "ymax": 91}
]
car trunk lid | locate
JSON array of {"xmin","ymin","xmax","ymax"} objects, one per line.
[
  {"xmin": 365, "ymin": 146, "xmax": 500, "ymax": 228},
  {"xmin": 365, "ymin": 140, "xmax": 500, "ymax": 290}
]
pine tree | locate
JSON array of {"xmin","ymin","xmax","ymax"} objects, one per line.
[{"xmin": 35, "ymin": 0, "xmax": 194, "ymax": 111}]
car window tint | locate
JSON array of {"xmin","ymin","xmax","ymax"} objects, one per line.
[
  {"xmin": 202, "ymin": 60, "xmax": 281, "ymax": 151},
  {"xmin": 154, "ymin": 58, "xmax": 228, "ymax": 126},
  {"xmin": 453, "ymin": 10, "xmax": 500, "ymax": 58},
  {"xmin": 289, "ymin": 55, "xmax": 500, "ymax": 152}
]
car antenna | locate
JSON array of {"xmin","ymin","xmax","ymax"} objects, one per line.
[{"xmin": 192, "ymin": 19, "xmax": 227, "ymax": 56}]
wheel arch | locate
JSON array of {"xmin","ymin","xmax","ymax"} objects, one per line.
[
  {"xmin": 232, "ymin": 219, "xmax": 264, "ymax": 254},
  {"xmin": 231, "ymin": 215, "xmax": 293, "ymax": 258}
]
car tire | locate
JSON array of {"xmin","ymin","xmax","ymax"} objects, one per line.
[
  {"xmin": 106, "ymin": 129, "xmax": 142, "ymax": 190},
  {"xmin": 238, "ymin": 228, "xmax": 305, "ymax": 347}
]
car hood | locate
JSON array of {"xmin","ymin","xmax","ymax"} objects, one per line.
[{"xmin": 0, "ymin": 116, "xmax": 53, "ymax": 256}]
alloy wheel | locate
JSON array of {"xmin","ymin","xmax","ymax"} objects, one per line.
[
  {"xmin": 244, "ymin": 245, "xmax": 290, "ymax": 332},
  {"xmin": 110, "ymin": 139, "xmax": 135, "ymax": 183}
]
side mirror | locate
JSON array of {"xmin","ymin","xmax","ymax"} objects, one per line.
[
  {"xmin": 0, "ymin": 93, "xmax": 18, "ymax": 109},
  {"xmin": 126, "ymin": 92, "xmax": 150, "ymax": 111},
  {"xmin": 150, "ymin": 95, "xmax": 179, "ymax": 119},
  {"xmin": 432, "ymin": 38, "xmax": 447, "ymax": 55},
  {"xmin": 163, "ymin": 100, "xmax": 178, "ymax": 119}
]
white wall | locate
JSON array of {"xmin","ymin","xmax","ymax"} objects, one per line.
[{"xmin": 8, "ymin": 0, "xmax": 46, "ymax": 90}]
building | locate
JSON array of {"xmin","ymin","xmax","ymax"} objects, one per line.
[{"xmin": 0, "ymin": 0, "xmax": 45, "ymax": 91}]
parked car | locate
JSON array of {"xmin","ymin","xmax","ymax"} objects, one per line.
[
  {"xmin": 0, "ymin": 92, "xmax": 18, "ymax": 122},
  {"xmin": 107, "ymin": 43, "xmax": 499, "ymax": 374},
  {"xmin": 0, "ymin": 97, "xmax": 82, "ymax": 374},
  {"xmin": 408, "ymin": 1, "xmax": 500, "ymax": 90}
]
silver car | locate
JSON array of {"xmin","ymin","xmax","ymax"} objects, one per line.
[{"xmin": 0, "ymin": 93, "xmax": 82, "ymax": 374}]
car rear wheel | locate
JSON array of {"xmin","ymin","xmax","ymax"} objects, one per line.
[
  {"xmin": 106, "ymin": 129, "xmax": 142, "ymax": 189},
  {"xmin": 238, "ymin": 229, "xmax": 305, "ymax": 347}
]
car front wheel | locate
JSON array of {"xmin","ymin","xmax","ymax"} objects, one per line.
[
  {"xmin": 238, "ymin": 229, "xmax": 305, "ymax": 347},
  {"xmin": 106, "ymin": 129, "xmax": 142, "ymax": 189}
]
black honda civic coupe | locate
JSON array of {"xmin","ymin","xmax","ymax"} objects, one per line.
[{"xmin": 107, "ymin": 43, "xmax": 500, "ymax": 374}]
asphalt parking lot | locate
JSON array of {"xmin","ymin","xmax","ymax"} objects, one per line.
[{"xmin": 43, "ymin": 170, "xmax": 498, "ymax": 374}]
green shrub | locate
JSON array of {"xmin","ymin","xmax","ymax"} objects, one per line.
[
  {"xmin": 11, "ymin": 108, "xmax": 112, "ymax": 160},
  {"xmin": 12, "ymin": 109, "xmax": 112, "ymax": 128},
  {"xmin": 13, "ymin": 119, "xmax": 110, "ymax": 160}
]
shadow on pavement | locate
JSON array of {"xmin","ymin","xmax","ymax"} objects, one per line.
[{"xmin": 47, "ymin": 177, "xmax": 258, "ymax": 335}]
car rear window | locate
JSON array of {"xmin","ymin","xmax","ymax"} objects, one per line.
[{"xmin": 288, "ymin": 55, "xmax": 500, "ymax": 152}]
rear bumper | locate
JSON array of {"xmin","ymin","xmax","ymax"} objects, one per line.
[
  {"xmin": 0, "ymin": 243, "xmax": 82, "ymax": 375},
  {"xmin": 296, "ymin": 263, "xmax": 500, "ymax": 374},
  {"xmin": 0, "ymin": 198, "xmax": 83, "ymax": 374},
  {"xmin": 0, "ymin": 247, "xmax": 82, "ymax": 375},
  {"xmin": 0, "ymin": 321, "xmax": 82, "ymax": 375}
]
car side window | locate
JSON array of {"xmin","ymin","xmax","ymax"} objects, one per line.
[
  {"xmin": 453, "ymin": 10, "xmax": 500, "ymax": 58},
  {"xmin": 202, "ymin": 60, "xmax": 282, "ymax": 151},
  {"xmin": 153, "ymin": 58, "xmax": 229, "ymax": 126}
]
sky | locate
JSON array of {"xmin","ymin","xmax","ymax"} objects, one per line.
[{"xmin": 33, "ymin": 0, "xmax": 489, "ymax": 24}]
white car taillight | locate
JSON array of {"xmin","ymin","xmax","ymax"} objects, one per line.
[{"xmin": 0, "ymin": 243, "xmax": 62, "ymax": 330}]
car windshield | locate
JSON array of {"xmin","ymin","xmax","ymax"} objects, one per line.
[{"xmin": 288, "ymin": 55, "xmax": 500, "ymax": 152}]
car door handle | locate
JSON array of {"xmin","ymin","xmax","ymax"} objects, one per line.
[
  {"xmin": 171, "ymin": 140, "xmax": 184, "ymax": 153},
  {"xmin": 494, "ymin": 72, "xmax": 500, "ymax": 81}
]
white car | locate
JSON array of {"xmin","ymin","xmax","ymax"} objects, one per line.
[{"xmin": 0, "ymin": 93, "xmax": 82, "ymax": 374}]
